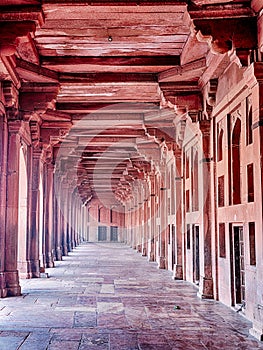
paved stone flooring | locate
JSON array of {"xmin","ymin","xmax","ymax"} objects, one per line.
[{"xmin": 0, "ymin": 243, "xmax": 263, "ymax": 350}]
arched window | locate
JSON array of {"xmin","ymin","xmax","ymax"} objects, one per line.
[
  {"xmin": 246, "ymin": 97, "xmax": 253, "ymax": 145},
  {"xmin": 232, "ymin": 118, "xmax": 241, "ymax": 204},
  {"xmin": 217, "ymin": 128, "xmax": 223, "ymax": 161}
]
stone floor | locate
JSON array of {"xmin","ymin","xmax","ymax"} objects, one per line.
[{"xmin": 0, "ymin": 243, "xmax": 263, "ymax": 350}]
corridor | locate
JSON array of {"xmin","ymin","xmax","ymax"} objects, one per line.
[{"xmin": 0, "ymin": 243, "xmax": 262, "ymax": 350}]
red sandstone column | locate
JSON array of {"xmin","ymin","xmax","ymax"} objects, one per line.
[
  {"xmin": 0, "ymin": 106, "xmax": 8, "ymax": 297},
  {"xmin": 75, "ymin": 201, "xmax": 80, "ymax": 245},
  {"xmin": 5, "ymin": 120, "xmax": 22, "ymax": 296},
  {"xmin": 149, "ymin": 172, "xmax": 156, "ymax": 262},
  {"xmin": 44, "ymin": 162, "xmax": 55, "ymax": 268},
  {"xmin": 54, "ymin": 177, "xmax": 63, "ymax": 260},
  {"xmin": 137, "ymin": 184, "xmax": 142, "ymax": 253},
  {"xmin": 73, "ymin": 196, "xmax": 77, "ymax": 247},
  {"xmin": 173, "ymin": 148, "xmax": 183, "ymax": 279},
  {"xmin": 248, "ymin": 61, "xmax": 263, "ymax": 341},
  {"xmin": 159, "ymin": 167, "xmax": 167, "ymax": 269},
  {"xmin": 54, "ymin": 193, "xmax": 63, "ymax": 261},
  {"xmin": 28, "ymin": 149, "xmax": 43, "ymax": 277},
  {"xmin": 131, "ymin": 196, "xmax": 136, "ymax": 249},
  {"xmin": 71, "ymin": 193, "xmax": 77, "ymax": 247},
  {"xmin": 142, "ymin": 179, "xmax": 149, "ymax": 256},
  {"xmin": 67, "ymin": 191, "xmax": 73, "ymax": 250},
  {"xmin": 198, "ymin": 120, "xmax": 214, "ymax": 299},
  {"xmin": 60, "ymin": 181, "xmax": 68, "ymax": 255}
]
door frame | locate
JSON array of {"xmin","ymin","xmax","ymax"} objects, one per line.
[{"xmin": 229, "ymin": 223, "xmax": 245, "ymax": 307}]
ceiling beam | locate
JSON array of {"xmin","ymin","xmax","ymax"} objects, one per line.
[
  {"xmin": 41, "ymin": 55, "xmax": 181, "ymax": 67},
  {"xmin": 59, "ymin": 72, "xmax": 157, "ymax": 83}
]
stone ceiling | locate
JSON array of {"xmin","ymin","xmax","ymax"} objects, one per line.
[{"xmin": 0, "ymin": 0, "xmax": 259, "ymax": 206}]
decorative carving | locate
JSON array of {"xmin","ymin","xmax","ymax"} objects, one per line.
[
  {"xmin": 202, "ymin": 78, "xmax": 218, "ymax": 119},
  {"xmin": 0, "ymin": 21, "xmax": 36, "ymax": 57},
  {"xmin": 189, "ymin": 8, "xmax": 257, "ymax": 59},
  {"xmin": 29, "ymin": 119, "xmax": 41, "ymax": 148}
]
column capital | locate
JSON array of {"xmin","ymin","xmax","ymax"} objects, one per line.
[
  {"xmin": 199, "ymin": 119, "xmax": 211, "ymax": 136},
  {"xmin": 8, "ymin": 119, "xmax": 22, "ymax": 134}
]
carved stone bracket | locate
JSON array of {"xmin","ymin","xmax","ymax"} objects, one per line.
[
  {"xmin": 19, "ymin": 82, "xmax": 60, "ymax": 115},
  {"xmin": 0, "ymin": 21, "xmax": 36, "ymax": 57},
  {"xmin": 189, "ymin": 4, "xmax": 257, "ymax": 64},
  {"xmin": 202, "ymin": 78, "xmax": 218, "ymax": 119}
]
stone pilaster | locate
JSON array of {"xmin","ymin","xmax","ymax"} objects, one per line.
[
  {"xmin": 0, "ymin": 102, "xmax": 8, "ymax": 297},
  {"xmin": 5, "ymin": 120, "xmax": 22, "ymax": 296},
  {"xmin": 148, "ymin": 172, "xmax": 156, "ymax": 262},
  {"xmin": 247, "ymin": 62, "xmax": 263, "ymax": 341},
  {"xmin": 60, "ymin": 181, "xmax": 69, "ymax": 255},
  {"xmin": 198, "ymin": 120, "xmax": 213, "ymax": 299},
  {"xmin": 173, "ymin": 148, "xmax": 183, "ymax": 280},
  {"xmin": 159, "ymin": 167, "xmax": 167, "ymax": 269},
  {"xmin": 44, "ymin": 162, "xmax": 55, "ymax": 268}
]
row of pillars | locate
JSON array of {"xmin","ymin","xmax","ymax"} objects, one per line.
[
  {"xmin": 0, "ymin": 111, "xmax": 86, "ymax": 297},
  {"xmin": 124, "ymin": 120, "xmax": 213, "ymax": 299}
]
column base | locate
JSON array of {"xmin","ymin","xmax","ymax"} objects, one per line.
[
  {"xmin": 55, "ymin": 246, "xmax": 63, "ymax": 261},
  {"xmin": 158, "ymin": 256, "xmax": 166, "ymax": 269},
  {"xmin": 148, "ymin": 251, "xmax": 155, "ymax": 262},
  {"xmin": 173, "ymin": 264, "xmax": 183, "ymax": 280},
  {"xmin": 27, "ymin": 260, "xmax": 40, "ymax": 278},
  {"xmin": 197, "ymin": 276, "xmax": 213, "ymax": 299},
  {"xmin": 249, "ymin": 307, "xmax": 263, "ymax": 341},
  {"xmin": 5, "ymin": 271, "xmax": 21, "ymax": 297},
  {"xmin": 250, "ymin": 327, "xmax": 263, "ymax": 341},
  {"xmin": 137, "ymin": 244, "xmax": 142, "ymax": 253},
  {"xmin": 142, "ymin": 247, "xmax": 147, "ymax": 256},
  {"xmin": 46, "ymin": 252, "xmax": 55, "ymax": 268},
  {"xmin": 62, "ymin": 245, "xmax": 68, "ymax": 256},
  {"xmin": 0, "ymin": 272, "xmax": 7, "ymax": 298},
  {"xmin": 17, "ymin": 261, "xmax": 28, "ymax": 276}
]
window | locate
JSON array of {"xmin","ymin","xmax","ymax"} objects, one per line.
[
  {"xmin": 219, "ymin": 223, "xmax": 226, "ymax": 258},
  {"xmin": 217, "ymin": 128, "xmax": 224, "ymax": 161},
  {"xmin": 247, "ymin": 163, "xmax": 254, "ymax": 202},
  {"xmin": 185, "ymin": 152, "xmax": 189, "ymax": 179},
  {"xmin": 98, "ymin": 226, "xmax": 107, "ymax": 241},
  {"xmin": 246, "ymin": 97, "xmax": 253, "ymax": 145},
  {"xmin": 249, "ymin": 222, "xmax": 256, "ymax": 266},
  {"xmin": 218, "ymin": 176, "xmax": 224, "ymax": 207},
  {"xmin": 187, "ymin": 224, "xmax": 191, "ymax": 250},
  {"xmin": 186, "ymin": 190, "xmax": 190, "ymax": 212},
  {"xmin": 110, "ymin": 226, "xmax": 118, "ymax": 241},
  {"xmin": 232, "ymin": 118, "xmax": 241, "ymax": 205}
]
